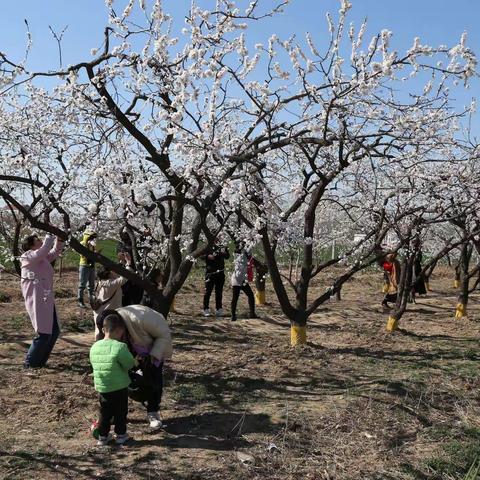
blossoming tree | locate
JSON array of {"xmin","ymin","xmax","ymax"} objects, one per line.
[{"xmin": 0, "ymin": 0, "xmax": 477, "ymax": 336}]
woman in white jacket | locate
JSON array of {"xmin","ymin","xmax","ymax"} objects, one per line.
[
  {"xmin": 97, "ymin": 304, "xmax": 172, "ymax": 429},
  {"xmin": 230, "ymin": 245, "xmax": 257, "ymax": 321}
]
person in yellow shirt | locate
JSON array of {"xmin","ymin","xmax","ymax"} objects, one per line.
[{"xmin": 78, "ymin": 230, "xmax": 99, "ymax": 308}]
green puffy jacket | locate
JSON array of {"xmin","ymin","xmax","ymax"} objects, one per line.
[{"xmin": 89, "ymin": 338, "xmax": 136, "ymax": 393}]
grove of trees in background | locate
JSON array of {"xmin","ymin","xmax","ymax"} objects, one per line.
[{"xmin": 0, "ymin": 0, "xmax": 479, "ymax": 344}]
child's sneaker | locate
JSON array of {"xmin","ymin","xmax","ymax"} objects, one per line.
[
  {"xmin": 215, "ymin": 308, "xmax": 223, "ymax": 317},
  {"xmin": 97, "ymin": 434, "xmax": 112, "ymax": 446},
  {"xmin": 115, "ymin": 433, "xmax": 131, "ymax": 445},
  {"xmin": 147, "ymin": 412, "xmax": 163, "ymax": 428},
  {"xmin": 202, "ymin": 309, "xmax": 211, "ymax": 317}
]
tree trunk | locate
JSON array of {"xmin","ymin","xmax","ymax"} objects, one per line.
[
  {"xmin": 290, "ymin": 311, "xmax": 308, "ymax": 346},
  {"xmin": 12, "ymin": 222, "xmax": 21, "ymax": 275},
  {"xmin": 424, "ymin": 258, "xmax": 438, "ymax": 292},
  {"xmin": 386, "ymin": 256, "xmax": 414, "ymax": 332},
  {"xmin": 455, "ymin": 243, "xmax": 471, "ymax": 319},
  {"xmin": 254, "ymin": 259, "xmax": 268, "ymax": 306},
  {"xmin": 454, "ymin": 259, "xmax": 461, "ymax": 289},
  {"xmin": 445, "ymin": 252, "xmax": 452, "ymax": 268},
  {"xmin": 335, "ymin": 285, "xmax": 342, "ymax": 301}
]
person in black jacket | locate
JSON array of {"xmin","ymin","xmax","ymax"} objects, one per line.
[
  {"xmin": 412, "ymin": 251, "xmax": 427, "ymax": 299},
  {"xmin": 203, "ymin": 240, "xmax": 230, "ymax": 317}
]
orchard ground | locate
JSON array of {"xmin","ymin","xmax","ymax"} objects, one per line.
[{"xmin": 0, "ymin": 268, "xmax": 480, "ymax": 480}]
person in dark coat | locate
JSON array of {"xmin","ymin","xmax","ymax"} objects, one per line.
[
  {"xmin": 203, "ymin": 240, "xmax": 230, "ymax": 317},
  {"xmin": 412, "ymin": 251, "xmax": 427, "ymax": 297}
]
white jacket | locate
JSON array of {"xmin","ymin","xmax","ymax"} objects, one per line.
[
  {"xmin": 231, "ymin": 251, "xmax": 248, "ymax": 286},
  {"xmin": 117, "ymin": 305, "xmax": 173, "ymax": 361}
]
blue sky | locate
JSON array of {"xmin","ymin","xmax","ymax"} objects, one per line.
[{"xmin": 1, "ymin": 0, "xmax": 479, "ymax": 134}]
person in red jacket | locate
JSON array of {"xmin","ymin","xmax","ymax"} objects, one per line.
[{"xmin": 382, "ymin": 253, "xmax": 400, "ymax": 308}]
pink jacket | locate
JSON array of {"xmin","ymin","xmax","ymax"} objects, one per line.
[{"xmin": 21, "ymin": 235, "xmax": 64, "ymax": 334}]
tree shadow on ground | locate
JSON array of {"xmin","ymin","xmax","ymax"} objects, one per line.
[
  {"xmin": 412, "ymin": 301, "xmax": 457, "ymax": 312},
  {"xmin": 172, "ymin": 371, "xmax": 360, "ymax": 408},
  {"xmin": 47, "ymin": 351, "xmax": 92, "ymax": 375},
  {"xmin": 257, "ymin": 315, "xmax": 342, "ymax": 332},
  {"xmin": 0, "ymin": 447, "xmax": 220, "ymax": 480},
  {"xmin": 0, "ymin": 448, "xmax": 106, "ymax": 480},
  {"xmin": 424, "ymin": 290, "xmax": 458, "ymax": 297},
  {"xmin": 46, "ymin": 361, "xmax": 91, "ymax": 375},
  {"xmin": 173, "ymin": 330, "xmax": 250, "ymax": 349},
  {"xmin": 60, "ymin": 336, "xmax": 92, "ymax": 348},
  {"xmin": 406, "ymin": 307, "xmax": 438, "ymax": 315},
  {"xmin": 396, "ymin": 328, "xmax": 470, "ymax": 341},
  {"xmin": 172, "ymin": 323, "xmax": 255, "ymax": 350},
  {"xmin": 313, "ymin": 342, "xmax": 480, "ymax": 363},
  {"xmin": 252, "ymin": 315, "xmax": 288, "ymax": 327},
  {"xmin": 133, "ymin": 411, "xmax": 275, "ymax": 451}
]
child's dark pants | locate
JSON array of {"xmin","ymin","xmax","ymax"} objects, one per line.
[{"xmin": 98, "ymin": 388, "xmax": 128, "ymax": 436}]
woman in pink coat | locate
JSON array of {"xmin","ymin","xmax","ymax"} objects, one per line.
[{"xmin": 21, "ymin": 233, "xmax": 64, "ymax": 368}]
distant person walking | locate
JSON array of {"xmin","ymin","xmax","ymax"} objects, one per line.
[
  {"xmin": 381, "ymin": 253, "xmax": 400, "ymax": 309},
  {"xmin": 203, "ymin": 240, "xmax": 230, "ymax": 317},
  {"xmin": 78, "ymin": 230, "xmax": 99, "ymax": 308},
  {"xmin": 230, "ymin": 244, "xmax": 257, "ymax": 321},
  {"xmin": 21, "ymin": 233, "xmax": 64, "ymax": 369},
  {"xmin": 412, "ymin": 251, "xmax": 427, "ymax": 299}
]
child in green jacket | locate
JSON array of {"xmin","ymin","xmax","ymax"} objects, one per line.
[{"xmin": 89, "ymin": 314, "xmax": 136, "ymax": 446}]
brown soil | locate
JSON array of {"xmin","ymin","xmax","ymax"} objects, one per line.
[{"xmin": 1, "ymin": 268, "xmax": 480, "ymax": 480}]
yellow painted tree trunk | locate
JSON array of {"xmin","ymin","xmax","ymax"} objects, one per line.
[
  {"xmin": 255, "ymin": 289, "xmax": 266, "ymax": 305},
  {"xmin": 455, "ymin": 303, "xmax": 467, "ymax": 319},
  {"xmin": 291, "ymin": 325, "xmax": 307, "ymax": 346},
  {"xmin": 386, "ymin": 316, "xmax": 399, "ymax": 332}
]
